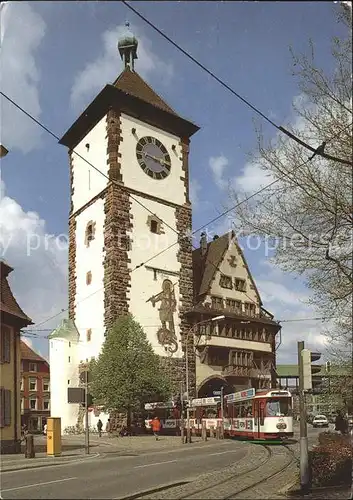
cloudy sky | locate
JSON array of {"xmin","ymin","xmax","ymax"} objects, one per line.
[{"xmin": 0, "ymin": 1, "xmax": 346, "ymax": 363}]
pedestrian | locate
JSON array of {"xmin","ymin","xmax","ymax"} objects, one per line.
[
  {"xmin": 106, "ymin": 418, "xmax": 111, "ymax": 436},
  {"xmin": 97, "ymin": 419, "xmax": 103, "ymax": 437},
  {"xmin": 335, "ymin": 410, "xmax": 346, "ymax": 434},
  {"xmin": 151, "ymin": 416, "xmax": 161, "ymax": 441}
]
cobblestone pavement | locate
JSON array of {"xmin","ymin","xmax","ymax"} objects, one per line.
[{"xmin": 135, "ymin": 442, "xmax": 297, "ymax": 499}]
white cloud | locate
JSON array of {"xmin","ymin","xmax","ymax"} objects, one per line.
[
  {"xmin": 189, "ymin": 178, "xmax": 201, "ymax": 208},
  {"xmin": 209, "ymin": 155, "xmax": 229, "ymax": 190},
  {"xmin": 257, "ymin": 279, "xmax": 309, "ymax": 306},
  {"xmin": 70, "ymin": 23, "xmax": 174, "ymax": 110},
  {"xmin": 0, "ymin": 2, "xmax": 46, "ymax": 153},
  {"xmin": 233, "ymin": 162, "xmax": 273, "ymax": 193},
  {"xmin": 0, "ymin": 176, "xmax": 68, "ymax": 358}
]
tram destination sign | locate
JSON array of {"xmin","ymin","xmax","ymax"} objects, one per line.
[{"xmin": 225, "ymin": 388, "xmax": 255, "ymax": 403}]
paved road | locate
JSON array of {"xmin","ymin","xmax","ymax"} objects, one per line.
[{"xmin": 0, "ymin": 440, "xmax": 250, "ymax": 499}]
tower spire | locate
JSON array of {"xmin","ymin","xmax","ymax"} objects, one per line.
[{"xmin": 118, "ymin": 21, "xmax": 138, "ymax": 71}]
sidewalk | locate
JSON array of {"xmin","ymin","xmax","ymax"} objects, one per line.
[{"xmin": 0, "ymin": 434, "xmax": 204, "ymax": 472}]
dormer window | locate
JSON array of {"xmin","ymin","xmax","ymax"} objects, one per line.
[
  {"xmin": 235, "ymin": 278, "xmax": 246, "ymax": 292},
  {"xmin": 85, "ymin": 221, "xmax": 96, "ymax": 247},
  {"xmin": 219, "ymin": 274, "xmax": 232, "ymax": 289}
]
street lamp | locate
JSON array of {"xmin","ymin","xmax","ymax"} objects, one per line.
[{"xmin": 185, "ymin": 314, "xmax": 225, "ymax": 443}]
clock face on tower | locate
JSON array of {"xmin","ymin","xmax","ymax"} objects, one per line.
[{"xmin": 136, "ymin": 136, "xmax": 171, "ymax": 179}]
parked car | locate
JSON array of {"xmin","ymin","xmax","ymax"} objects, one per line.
[{"xmin": 312, "ymin": 415, "xmax": 329, "ymax": 428}]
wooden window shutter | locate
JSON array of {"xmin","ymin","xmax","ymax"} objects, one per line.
[
  {"xmin": 0, "ymin": 388, "xmax": 4, "ymax": 427},
  {"xmin": 0, "ymin": 326, "xmax": 11, "ymax": 363},
  {"xmin": 4, "ymin": 389, "xmax": 11, "ymax": 426}
]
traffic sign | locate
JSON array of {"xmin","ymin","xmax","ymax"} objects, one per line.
[{"xmin": 213, "ymin": 391, "xmax": 221, "ymax": 396}]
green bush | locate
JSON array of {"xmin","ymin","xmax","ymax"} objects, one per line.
[{"xmin": 310, "ymin": 432, "xmax": 352, "ymax": 487}]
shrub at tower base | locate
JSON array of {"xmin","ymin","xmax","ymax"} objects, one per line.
[{"xmin": 89, "ymin": 315, "xmax": 173, "ymax": 431}]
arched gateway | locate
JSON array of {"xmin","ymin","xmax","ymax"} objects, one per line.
[{"xmin": 197, "ymin": 376, "xmax": 234, "ymax": 398}]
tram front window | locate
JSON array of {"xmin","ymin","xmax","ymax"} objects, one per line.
[{"xmin": 266, "ymin": 398, "xmax": 292, "ymax": 417}]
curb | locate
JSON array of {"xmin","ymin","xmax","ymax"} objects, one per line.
[{"xmin": 1, "ymin": 453, "xmax": 101, "ymax": 473}]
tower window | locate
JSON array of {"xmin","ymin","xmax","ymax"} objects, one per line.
[
  {"xmin": 87, "ymin": 329, "xmax": 92, "ymax": 342},
  {"xmin": 85, "ymin": 221, "xmax": 96, "ymax": 247},
  {"xmin": 86, "ymin": 271, "xmax": 92, "ymax": 285},
  {"xmin": 150, "ymin": 220, "xmax": 158, "ymax": 233},
  {"xmin": 147, "ymin": 215, "xmax": 163, "ymax": 235}
]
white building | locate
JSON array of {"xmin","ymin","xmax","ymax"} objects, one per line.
[{"xmin": 49, "ymin": 27, "xmax": 199, "ymax": 430}]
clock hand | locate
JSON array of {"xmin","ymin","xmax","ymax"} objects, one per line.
[{"xmin": 145, "ymin": 153, "xmax": 171, "ymax": 168}]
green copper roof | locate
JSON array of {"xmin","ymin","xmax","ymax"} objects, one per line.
[{"xmin": 48, "ymin": 319, "xmax": 80, "ymax": 341}]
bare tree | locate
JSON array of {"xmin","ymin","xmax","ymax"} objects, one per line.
[{"xmin": 230, "ymin": 5, "xmax": 352, "ymax": 342}]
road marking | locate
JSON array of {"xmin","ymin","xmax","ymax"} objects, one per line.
[
  {"xmin": 1, "ymin": 477, "xmax": 77, "ymax": 492},
  {"xmin": 134, "ymin": 459, "xmax": 177, "ymax": 468},
  {"xmin": 209, "ymin": 450, "xmax": 244, "ymax": 456},
  {"xmin": 0, "ymin": 453, "xmax": 100, "ymax": 475}
]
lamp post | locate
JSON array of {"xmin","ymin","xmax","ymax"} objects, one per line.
[{"xmin": 185, "ymin": 314, "xmax": 225, "ymax": 443}]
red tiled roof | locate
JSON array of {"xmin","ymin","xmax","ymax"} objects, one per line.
[
  {"xmin": 113, "ymin": 67, "xmax": 177, "ymax": 116},
  {"xmin": 0, "ymin": 261, "xmax": 33, "ymax": 325},
  {"xmin": 20, "ymin": 340, "xmax": 46, "ymax": 363}
]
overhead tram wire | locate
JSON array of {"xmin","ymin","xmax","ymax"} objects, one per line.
[
  {"xmin": 3, "ymin": 92, "xmax": 351, "ymax": 328},
  {"xmin": 122, "ymin": 1, "xmax": 352, "ymax": 168}
]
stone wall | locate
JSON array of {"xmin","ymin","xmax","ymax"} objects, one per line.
[
  {"xmin": 68, "ymin": 216, "xmax": 77, "ymax": 321},
  {"xmin": 175, "ymin": 203, "xmax": 195, "ymax": 398},
  {"xmin": 103, "ymin": 183, "xmax": 133, "ymax": 331}
]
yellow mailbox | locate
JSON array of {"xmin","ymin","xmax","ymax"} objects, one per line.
[{"xmin": 47, "ymin": 417, "xmax": 61, "ymax": 456}]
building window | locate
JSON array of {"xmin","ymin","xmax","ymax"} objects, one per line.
[
  {"xmin": 68, "ymin": 380, "xmax": 70, "ymax": 385},
  {"xmin": 227, "ymin": 255, "xmax": 237, "ymax": 267},
  {"xmin": 225, "ymin": 298, "xmax": 242, "ymax": 312},
  {"xmin": 29, "ymin": 378, "xmax": 37, "ymax": 391},
  {"xmin": 87, "ymin": 329, "xmax": 92, "ymax": 342},
  {"xmin": 244, "ymin": 302, "xmax": 256, "ymax": 316},
  {"xmin": 43, "ymin": 379, "xmax": 50, "ymax": 392},
  {"xmin": 211, "ymin": 296, "xmax": 224, "ymax": 309},
  {"xmin": 235, "ymin": 279, "xmax": 246, "ymax": 292},
  {"xmin": 0, "ymin": 325, "xmax": 11, "ymax": 363},
  {"xmin": 150, "ymin": 219, "xmax": 158, "ymax": 233},
  {"xmin": 29, "ymin": 363, "xmax": 37, "ymax": 372},
  {"xmin": 147, "ymin": 215, "xmax": 163, "ymax": 235},
  {"xmin": 219, "ymin": 274, "xmax": 232, "ymax": 289},
  {"xmin": 0, "ymin": 388, "xmax": 11, "ymax": 427},
  {"xmin": 21, "ymin": 398, "xmax": 24, "ymax": 412},
  {"xmin": 69, "ymin": 342, "xmax": 71, "ymax": 348},
  {"xmin": 43, "ymin": 400, "xmax": 50, "ymax": 411},
  {"xmin": 68, "ymin": 356, "xmax": 71, "ymax": 363},
  {"xmin": 86, "ymin": 271, "xmax": 92, "ymax": 285},
  {"xmin": 85, "ymin": 221, "xmax": 96, "ymax": 247},
  {"xmin": 20, "ymin": 377, "xmax": 24, "ymax": 391},
  {"xmin": 29, "ymin": 398, "xmax": 37, "ymax": 410}
]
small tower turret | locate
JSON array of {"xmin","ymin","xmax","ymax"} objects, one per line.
[{"xmin": 118, "ymin": 22, "xmax": 138, "ymax": 71}]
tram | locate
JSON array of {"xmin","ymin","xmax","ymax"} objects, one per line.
[
  {"xmin": 144, "ymin": 401, "xmax": 180, "ymax": 433},
  {"xmin": 144, "ymin": 388, "xmax": 293, "ymax": 440},
  {"xmin": 223, "ymin": 388, "xmax": 294, "ymax": 440},
  {"xmin": 144, "ymin": 397, "xmax": 221, "ymax": 434}
]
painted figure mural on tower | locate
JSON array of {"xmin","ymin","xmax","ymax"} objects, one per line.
[{"xmin": 146, "ymin": 279, "xmax": 178, "ymax": 354}]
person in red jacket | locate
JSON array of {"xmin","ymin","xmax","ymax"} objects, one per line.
[{"xmin": 151, "ymin": 416, "xmax": 162, "ymax": 440}]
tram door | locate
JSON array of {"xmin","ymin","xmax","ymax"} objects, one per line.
[{"xmin": 254, "ymin": 400, "xmax": 261, "ymax": 438}]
